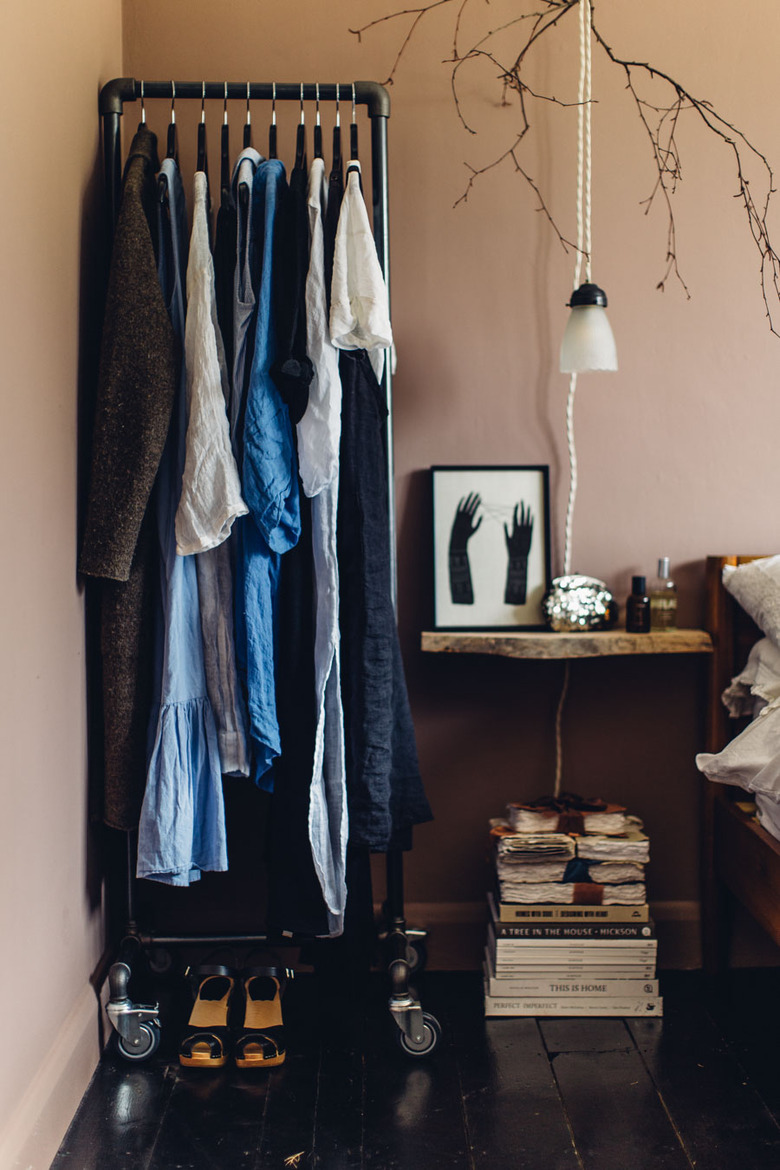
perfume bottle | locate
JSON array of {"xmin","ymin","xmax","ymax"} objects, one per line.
[
  {"xmin": 626, "ymin": 575, "xmax": 651, "ymax": 633},
  {"xmin": 649, "ymin": 557, "xmax": 678, "ymax": 630}
]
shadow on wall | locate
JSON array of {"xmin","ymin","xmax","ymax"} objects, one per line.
[{"xmin": 76, "ymin": 120, "xmax": 111, "ymax": 918}]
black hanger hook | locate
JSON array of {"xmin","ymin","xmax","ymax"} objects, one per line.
[
  {"xmin": 244, "ymin": 81, "xmax": 252, "ymax": 148},
  {"xmin": 295, "ymin": 82, "xmax": 307, "ymax": 169},
  {"xmin": 166, "ymin": 80, "xmax": 178, "ymax": 162},
  {"xmin": 314, "ymin": 82, "xmax": 323, "ymax": 159},
  {"xmin": 268, "ymin": 81, "xmax": 277, "ymax": 158},
  {"xmin": 350, "ymin": 82, "xmax": 359, "ymax": 161}
]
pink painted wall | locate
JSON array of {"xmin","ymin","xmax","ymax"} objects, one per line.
[
  {"xmin": 0, "ymin": 1, "xmax": 122, "ymax": 1161},
  {"xmin": 119, "ymin": 0, "xmax": 780, "ymax": 962}
]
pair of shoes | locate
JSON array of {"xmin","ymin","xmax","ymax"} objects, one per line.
[{"xmin": 178, "ymin": 964, "xmax": 291, "ymax": 1070}]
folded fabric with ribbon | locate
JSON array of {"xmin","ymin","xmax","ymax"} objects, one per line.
[{"xmin": 507, "ymin": 793, "xmax": 630, "ymax": 836}]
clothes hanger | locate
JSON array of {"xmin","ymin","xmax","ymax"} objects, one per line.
[
  {"xmin": 350, "ymin": 82, "xmax": 359, "ymax": 161},
  {"xmin": 268, "ymin": 82, "xmax": 277, "ymax": 159},
  {"xmin": 294, "ymin": 82, "xmax": 306, "ymax": 171},
  {"xmin": 197, "ymin": 82, "xmax": 208, "ymax": 173},
  {"xmin": 138, "ymin": 80, "xmax": 146, "ymax": 130},
  {"xmin": 166, "ymin": 80, "xmax": 179, "ymax": 163},
  {"xmin": 244, "ymin": 81, "xmax": 253, "ymax": 148},
  {"xmin": 220, "ymin": 83, "xmax": 231, "ymax": 199},
  {"xmin": 313, "ymin": 83, "xmax": 323, "ymax": 161},
  {"xmin": 239, "ymin": 83, "xmax": 253, "ymax": 216},
  {"xmin": 331, "ymin": 83, "xmax": 343, "ymax": 179}
]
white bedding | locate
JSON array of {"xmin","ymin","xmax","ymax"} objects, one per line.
[{"xmin": 696, "ymin": 566, "xmax": 780, "ymax": 843}]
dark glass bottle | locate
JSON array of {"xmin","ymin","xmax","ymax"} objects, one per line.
[{"xmin": 626, "ymin": 575, "xmax": 651, "ymax": 633}]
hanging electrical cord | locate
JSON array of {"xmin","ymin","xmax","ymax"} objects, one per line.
[{"xmin": 555, "ymin": 0, "xmax": 592, "ymax": 798}]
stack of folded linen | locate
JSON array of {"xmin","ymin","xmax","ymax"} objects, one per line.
[{"xmin": 490, "ymin": 795, "xmax": 649, "ymax": 908}]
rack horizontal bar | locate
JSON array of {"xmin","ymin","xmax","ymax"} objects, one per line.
[{"xmin": 99, "ymin": 78, "xmax": 390, "ymax": 118}]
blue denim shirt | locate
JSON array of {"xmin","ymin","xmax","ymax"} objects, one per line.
[
  {"xmin": 136, "ymin": 158, "xmax": 227, "ymax": 886},
  {"xmin": 235, "ymin": 159, "xmax": 301, "ymax": 788}
]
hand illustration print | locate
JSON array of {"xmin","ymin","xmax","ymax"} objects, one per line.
[
  {"xmin": 503, "ymin": 502, "xmax": 533, "ymax": 605},
  {"xmin": 448, "ymin": 492, "xmax": 482, "ymax": 604}
]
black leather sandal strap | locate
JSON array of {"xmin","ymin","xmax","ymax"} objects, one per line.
[
  {"xmin": 186, "ymin": 964, "xmax": 236, "ymax": 981},
  {"xmin": 179, "ymin": 1028, "xmax": 229, "ymax": 1059},
  {"xmin": 234, "ymin": 1025, "xmax": 286, "ymax": 1061},
  {"xmin": 242, "ymin": 965, "xmax": 293, "ymax": 985},
  {"xmin": 185, "ymin": 964, "xmax": 237, "ymax": 995}
]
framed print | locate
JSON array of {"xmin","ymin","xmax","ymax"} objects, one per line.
[{"xmin": 432, "ymin": 465, "xmax": 551, "ymax": 630}]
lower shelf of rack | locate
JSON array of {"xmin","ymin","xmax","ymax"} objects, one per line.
[{"xmin": 420, "ymin": 629, "xmax": 713, "ymax": 659}]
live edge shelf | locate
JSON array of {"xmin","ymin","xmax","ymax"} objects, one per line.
[{"xmin": 420, "ymin": 629, "xmax": 713, "ymax": 659}]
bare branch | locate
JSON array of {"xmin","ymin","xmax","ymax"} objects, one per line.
[{"xmin": 352, "ymin": 0, "xmax": 780, "ymax": 334}]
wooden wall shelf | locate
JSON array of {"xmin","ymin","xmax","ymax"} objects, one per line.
[{"xmin": 420, "ymin": 628, "xmax": 713, "ymax": 660}]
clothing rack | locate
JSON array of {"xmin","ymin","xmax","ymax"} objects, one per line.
[{"xmin": 97, "ymin": 77, "xmax": 440, "ymax": 1059}]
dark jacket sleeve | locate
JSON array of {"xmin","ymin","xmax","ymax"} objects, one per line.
[{"xmin": 79, "ymin": 126, "xmax": 177, "ymax": 582}]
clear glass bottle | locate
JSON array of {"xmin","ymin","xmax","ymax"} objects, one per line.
[
  {"xmin": 626, "ymin": 575, "xmax": 651, "ymax": 633},
  {"xmin": 649, "ymin": 557, "xmax": 677, "ymax": 630}
]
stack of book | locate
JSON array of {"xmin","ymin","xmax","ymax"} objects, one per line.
[{"xmin": 484, "ymin": 801, "xmax": 661, "ymax": 1017}]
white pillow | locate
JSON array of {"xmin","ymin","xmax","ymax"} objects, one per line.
[
  {"xmin": 721, "ymin": 636, "xmax": 780, "ymax": 718},
  {"xmin": 722, "ymin": 556, "xmax": 780, "ymax": 649},
  {"xmin": 696, "ymin": 696, "xmax": 780, "ymax": 798}
]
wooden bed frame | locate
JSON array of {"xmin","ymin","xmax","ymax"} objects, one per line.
[{"xmin": 702, "ymin": 555, "xmax": 780, "ymax": 973}]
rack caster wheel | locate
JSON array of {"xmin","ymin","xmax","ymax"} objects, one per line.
[
  {"xmin": 394, "ymin": 1010, "xmax": 441, "ymax": 1057},
  {"xmin": 107, "ymin": 961, "xmax": 162, "ymax": 1064},
  {"xmin": 406, "ymin": 937, "xmax": 428, "ymax": 974},
  {"xmin": 115, "ymin": 1021, "xmax": 161, "ymax": 1062},
  {"xmin": 147, "ymin": 946, "xmax": 174, "ymax": 976}
]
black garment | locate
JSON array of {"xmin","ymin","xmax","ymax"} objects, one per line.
[
  {"xmin": 267, "ymin": 487, "xmax": 332, "ymax": 937},
  {"xmin": 213, "ymin": 184, "xmax": 237, "ymax": 381},
  {"xmin": 79, "ymin": 126, "xmax": 177, "ymax": 830},
  {"xmin": 266, "ymin": 163, "xmax": 326, "ymax": 935},
  {"xmin": 270, "ymin": 164, "xmax": 313, "ymax": 424},
  {"xmin": 323, "ymin": 160, "xmax": 344, "ymax": 312},
  {"xmin": 337, "ymin": 350, "xmax": 433, "ymax": 851}
]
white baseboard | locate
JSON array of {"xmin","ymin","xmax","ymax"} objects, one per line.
[{"xmin": 0, "ymin": 984, "xmax": 101, "ymax": 1170}]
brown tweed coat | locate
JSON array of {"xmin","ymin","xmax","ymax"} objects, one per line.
[{"xmin": 80, "ymin": 126, "xmax": 177, "ymax": 830}]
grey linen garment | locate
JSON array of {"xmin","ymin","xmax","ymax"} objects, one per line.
[
  {"xmin": 179, "ymin": 170, "xmax": 251, "ymax": 777},
  {"xmin": 79, "ymin": 126, "xmax": 177, "ymax": 830}
]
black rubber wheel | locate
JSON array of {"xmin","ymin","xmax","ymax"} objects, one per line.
[
  {"xmin": 395, "ymin": 1011, "xmax": 441, "ymax": 1057},
  {"xmin": 115, "ymin": 1022, "xmax": 161, "ymax": 1063},
  {"xmin": 147, "ymin": 946, "xmax": 175, "ymax": 976},
  {"xmin": 406, "ymin": 938, "xmax": 428, "ymax": 974}
]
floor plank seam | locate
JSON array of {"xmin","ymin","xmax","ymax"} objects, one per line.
[
  {"xmin": 452, "ymin": 1040, "xmax": 477, "ymax": 1170},
  {"xmin": 702, "ymin": 1005, "xmax": 780, "ymax": 1135},
  {"xmin": 626, "ymin": 1025, "xmax": 696, "ymax": 1169},
  {"xmin": 535, "ymin": 1019, "xmax": 586, "ymax": 1170}
]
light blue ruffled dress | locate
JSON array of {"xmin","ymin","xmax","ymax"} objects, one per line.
[{"xmin": 136, "ymin": 158, "xmax": 227, "ymax": 886}]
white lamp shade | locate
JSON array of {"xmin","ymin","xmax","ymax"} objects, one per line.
[{"xmin": 560, "ymin": 304, "xmax": 618, "ymax": 373}]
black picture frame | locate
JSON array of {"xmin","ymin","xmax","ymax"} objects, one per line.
[{"xmin": 431, "ymin": 464, "xmax": 551, "ymax": 630}]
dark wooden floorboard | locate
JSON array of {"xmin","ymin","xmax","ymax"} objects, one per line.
[
  {"xmin": 53, "ymin": 969, "xmax": 780, "ymax": 1170},
  {"xmin": 146, "ymin": 1066, "xmax": 271, "ymax": 1170},
  {"xmin": 443, "ymin": 974, "xmax": 581, "ymax": 1170},
  {"xmin": 360, "ymin": 975, "xmax": 470, "ymax": 1169},
  {"xmin": 246, "ymin": 975, "xmax": 323, "ymax": 1170},
  {"xmin": 309, "ymin": 978, "xmax": 366, "ymax": 1170},
  {"xmin": 541, "ymin": 1018, "xmax": 691, "ymax": 1170},
  {"xmin": 628, "ymin": 984, "xmax": 780, "ymax": 1169},
  {"xmin": 50, "ymin": 1058, "xmax": 176, "ymax": 1170},
  {"xmin": 706, "ymin": 967, "xmax": 780, "ymax": 1121}
]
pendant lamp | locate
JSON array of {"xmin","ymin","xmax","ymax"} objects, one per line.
[
  {"xmin": 559, "ymin": 0, "xmax": 617, "ymax": 583},
  {"xmin": 559, "ymin": 0, "xmax": 617, "ymax": 377}
]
